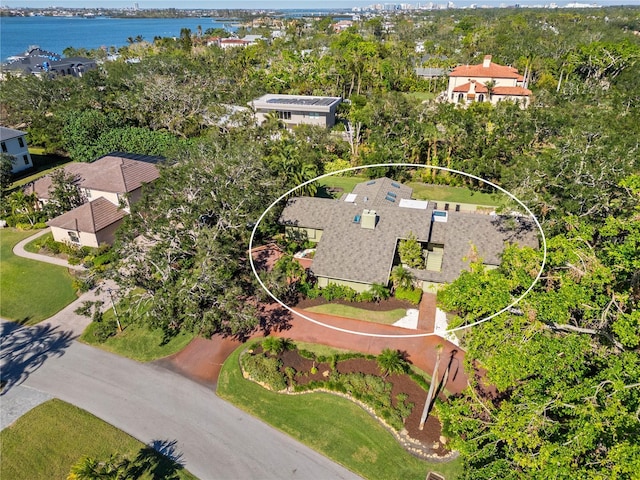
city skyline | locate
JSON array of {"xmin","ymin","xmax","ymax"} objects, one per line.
[{"xmin": 2, "ymin": 0, "xmax": 639, "ymax": 9}]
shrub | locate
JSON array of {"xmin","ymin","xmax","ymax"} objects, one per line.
[
  {"xmin": 242, "ymin": 353, "xmax": 287, "ymax": 391},
  {"xmin": 321, "ymin": 283, "xmax": 358, "ymax": 302},
  {"xmin": 93, "ymin": 318, "xmax": 118, "ymax": 342},
  {"xmin": 395, "ymin": 286, "xmax": 423, "ymax": 305},
  {"xmin": 261, "ymin": 336, "xmax": 294, "ymax": 355},
  {"xmin": 33, "ymin": 222, "xmax": 47, "ymax": 229},
  {"xmin": 15, "ymin": 222, "xmax": 33, "ymax": 230},
  {"xmin": 357, "ymin": 291, "xmax": 374, "ymax": 303}
]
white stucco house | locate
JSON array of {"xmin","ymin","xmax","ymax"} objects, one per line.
[
  {"xmin": 446, "ymin": 55, "xmax": 532, "ymax": 107},
  {"xmin": 0, "ymin": 126, "xmax": 33, "ymax": 174},
  {"xmin": 25, "ymin": 152, "xmax": 162, "ymax": 248}
]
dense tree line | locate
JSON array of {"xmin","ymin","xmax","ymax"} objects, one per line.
[{"xmin": 1, "ymin": 7, "xmax": 639, "ymax": 478}]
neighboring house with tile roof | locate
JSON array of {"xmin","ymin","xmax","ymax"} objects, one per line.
[
  {"xmin": 27, "ymin": 152, "xmax": 161, "ymax": 211},
  {"xmin": 0, "ymin": 126, "xmax": 33, "ymax": 174},
  {"xmin": 47, "ymin": 197, "xmax": 126, "ymax": 248},
  {"xmin": 279, "ymin": 177, "xmax": 539, "ymax": 292},
  {"xmin": 31, "ymin": 152, "xmax": 161, "ymax": 248},
  {"xmin": 446, "ymin": 55, "xmax": 532, "ymax": 108}
]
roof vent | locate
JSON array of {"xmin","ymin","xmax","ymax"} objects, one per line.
[{"xmin": 361, "ymin": 209, "xmax": 377, "ymax": 229}]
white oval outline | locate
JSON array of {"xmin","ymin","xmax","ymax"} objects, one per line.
[{"xmin": 249, "ymin": 163, "xmax": 547, "ymax": 338}]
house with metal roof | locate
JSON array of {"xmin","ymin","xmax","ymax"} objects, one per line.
[
  {"xmin": 0, "ymin": 126, "xmax": 32, "ymax": 174},
  {"xmin": 279, "ymin": 177, "xmax": 539, "ymax": 292},
  {"xmin": 249, "ymin": 94, "xmax": 342, "ymax": 128},
  {"xmin": 446, "ymin": 55, "xmax": 532, "ymax": 107}
]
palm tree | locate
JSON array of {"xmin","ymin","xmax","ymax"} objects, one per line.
[
  {"xmin": 376, "ymin": 348, "xmax": 408, "ymax": 378},
  {"xmin": 261, "ymin": 336, "xmax": 294, "ymax": 355},
  {"xmin": 68, "ymin": 454, "xmax": 130, "ymax": 479},
  {"xmin": 390, "ymin": 265, "xmax": 414, "ymax": 291},
  {"xmin": 368, "ymin": 283, "xmax": 390, "ymax": 302}
]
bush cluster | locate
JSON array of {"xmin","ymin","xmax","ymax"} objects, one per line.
[
  {"xmin": 299, "ymin": 283, "xmax": 391, "ymax": 304},
  {"xmin": 241, "ymin": 353, "xmax": 287, "ymax": 391},
  {"xmin": 394, "ymin": 286, "xmax": 423, "ymax": 305}
]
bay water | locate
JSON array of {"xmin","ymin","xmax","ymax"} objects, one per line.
[{"xmin": 0, "ymin": 16, "xmax": 232, "ymax": 61}]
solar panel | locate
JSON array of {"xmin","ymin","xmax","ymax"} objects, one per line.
[
  {"xmin": 391, "ymin": 182, "xmax": 401, "ymax": 188},
  {"xmin": 387, "ymin": 191, "xmax": 397, "ymax": 198},
  {"xmin": 385, "ymin": 195, "xmax": 396, "ymax": 203},
  {"xmin": 265, "ymin": 97, "xmax": 337, "ymax": 106}
]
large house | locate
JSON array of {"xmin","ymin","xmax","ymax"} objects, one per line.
[
  {"xmin": 279, "ymin": 177, "xmax": 538, "ymax": 293},
  {"xmin": 249, "ymin": 94, "xmax": 342, "ymax": 128},
  {"xmin": 0, "ymin": 126, "xmax": 33, "ymax": 174},
  {"xmin": 26, "ymin": 153, "xmax": 161, "ymax": 248},
  {"xmin": 1, "ymin": 47, "xmax": 97, "ymax": 79},
  {"xmin": 446, "ymin": 55, "xmax": 532, "ymax": 107}
]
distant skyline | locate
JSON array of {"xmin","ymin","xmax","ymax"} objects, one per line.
[{"xmin": 2, "ymin": 0, "xmax": 640, "ymax": 9}]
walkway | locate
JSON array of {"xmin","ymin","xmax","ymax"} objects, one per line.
[{"xmin": 12, "ymin": 227, "xmax": 85, "ymax": 270}]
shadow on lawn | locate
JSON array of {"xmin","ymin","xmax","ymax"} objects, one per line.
[
  {"xmin": 0, "ymin": 321, "xmax": 74, "ymax": 394},
  {"xmin": 127, "ymin": 439, "xmax": 186, "ymax": 479}
]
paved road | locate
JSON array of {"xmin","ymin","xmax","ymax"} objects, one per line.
[{"xmin": 1, "ymin": 319, "xmax": 361, "ymax": 479}]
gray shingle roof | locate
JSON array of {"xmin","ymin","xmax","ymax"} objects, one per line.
[
  {"xmin": 0, "ymin": 126, "xmax": 27, "ymax": 141},
  {"xmin": 280, "ymin": 178, "xmax": 539, "ymax": 286}
]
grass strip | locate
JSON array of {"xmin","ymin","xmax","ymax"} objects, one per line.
[
  {"xmin": 0, "ymin": 399, "xmax": 196, "ymax": 480},
  {"xmin": 80, "ymin": 312, "xmax": 194, "ymax": 362},
  {"xmin": 217, "ymin": 342, "xmax": 462, "ymax": 480},
  {"xmin": 304, "ymin": 303, "xmax": 408, "ymax": 325}
]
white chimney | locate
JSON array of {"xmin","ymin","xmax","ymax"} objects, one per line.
[
  {"xmin": 483, "ymin": 55, "xmax": 492, "ymax": 68},
  {"xmin": 469, "ymin": 80, "xmax": 476, "ymax": 94}
]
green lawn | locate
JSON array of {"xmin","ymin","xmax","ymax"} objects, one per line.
[
  {"xmin": 10, "ymin": 150, "xmax": 73, "ymax": 189},
  {"xmin": 404, "ymin": 91, "xmax": 437, "ymax": 102},
  {"xmin": 80, "ymin": 298, "xmax": 195, "ymax": 362},
  {"xmin": 0, "ymin": 399, "xmax": 197, "ymax": 480},
  {"xmin": 407, "ymin": 182, "xmax": 499, "ymax": 206},
  {"xmin": 217, "ymin": 342, "xmax": 462, "ymax": 480},
  {"xmin": 304, "ymin": 303, "xmax": 407, "ymax": 325},
  {"xmin": 0, "ymin": 228, "xmax": 77, "ymax": 324},
  {"xmin": 318, "ymin": 175, "xmax": 499, "ymax": 206},
  {"xmin": 317, "ymin": 175, "xmax": 368, "ymax": 195}
]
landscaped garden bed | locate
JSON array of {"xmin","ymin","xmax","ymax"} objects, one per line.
[{"xmin": 240, "ymin": 338, "xmax": 455, "ymax": 461}]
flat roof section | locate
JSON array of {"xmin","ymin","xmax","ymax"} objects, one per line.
[{"xmin": 250, "ymin": 94, "xmax": 342, "ymax": 113}]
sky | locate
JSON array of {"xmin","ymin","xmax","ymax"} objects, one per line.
[{"xmin": 1, "ymin": 0, "xmax": 638, "ymax": 8}]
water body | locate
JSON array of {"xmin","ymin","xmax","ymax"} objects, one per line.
[{"xmin": 0, "ymin": 16, "xmax": 231, "ymax": 61}]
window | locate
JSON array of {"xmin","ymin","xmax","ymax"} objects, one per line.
[
  {"xmin": 308, "ymin": 112, "xmax": 320, "ymax": 119},
  {"xmin": 1, "ymin": 142, "xmax": 6, "ymax": 152},
  {"xmin": 68, "ymin": 231, "xmax": 80, "ymax": 243},
  {"xmin": 23, "ymin": 155, "xmax": 29, "ymax": 165},
  {"xmin": 457, "ymin": 93, "xmax": 464, "ymax": 103},
  {"xmin": 18, "ymin": 137, "xmax": 24, "ymax": 148},
  {"xmin": 276, "ymin": 111, "xmax": 292, "ymax": 120},
  {"xmin": 477, "ymin": 94, "xmax": 484, "ymax": 102}
]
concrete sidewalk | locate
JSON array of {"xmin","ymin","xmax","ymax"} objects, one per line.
[{"xmin": 12, "ymin": 227, "xmax": 85, "ymax": 271}]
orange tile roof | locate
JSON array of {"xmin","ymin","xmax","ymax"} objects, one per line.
[
  {"xmin": 453, "ymin": 81, "xmax": 531, "ymax": 97},
  {"xmin": 449, "ymin": 59, "xmax": 523, "ymax": 79},
  {"xmin": 47, "ymin": 197, "xmax": 125, "ymax": 233},
  {"xmin": 492, "ymin": 86, "xmax": 532, "ymax": 96}
]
